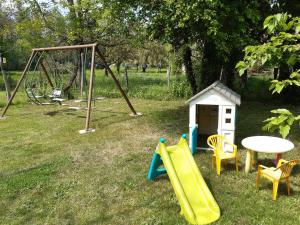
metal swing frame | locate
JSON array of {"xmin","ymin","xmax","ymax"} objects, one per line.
[{"xmin": 0, "ymin": 43, "xmax": 140, "ymax": 133}]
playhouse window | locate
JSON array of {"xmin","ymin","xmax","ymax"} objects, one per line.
[
  {"xmin": 225, "ymin": 118, "xmax": 231, "ymax": 124},
  {"xmin": 226, "ymin": 108, "xmax": 232, "ymax": 114}
]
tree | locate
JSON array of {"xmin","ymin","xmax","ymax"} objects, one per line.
[
  {"xmin": 236, "ymin": 13, "xmax": 300, "ymax": 138},
  {"xmin": 0, "ymin": 54, "xmax": 11, "ymax": 101},
  {"xmin": 10, "ymin": 0, "xmax": 145, "ymax": 93},
  {"xmin": 133, "ymin": 41, "xmax": 167, "ymax": 72},
  {"xmin": 271, "ymin": 0, "xmax": 300, "ymax": 16},
  {"xmin": 130, "ymin": 0, "xmax": 271, "ymax": 94}
]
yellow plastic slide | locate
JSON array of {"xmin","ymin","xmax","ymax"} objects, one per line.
[{"xmin": 156, "ymin": 135, "xmax": 220, "ymax": 225}]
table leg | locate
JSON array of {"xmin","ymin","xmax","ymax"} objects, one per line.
[
  {"xmin": 253, "ymin": 151, "xmax": 258, "ymax": 167},
  {"xmin": 275, "ymin": 153, "xmax": 282, "ymax": 166},
  {"xmin": 245, "ymin": 150, "xmax": 252, "ymax": 174}
]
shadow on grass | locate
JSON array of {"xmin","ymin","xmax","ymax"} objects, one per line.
[
  {"xmin": 44, "ymin": 108, "xmax": 80, "ymax": 116},
  {"xmin": 93, "ymin": 109, "xmax": 129, "ymax": 115},
  {"xmin": 291, "ymin": 164, "xmax": 300, "ymax": 176},
  {"xmin": 148, "ymin": 105, "xmax": 189, "ymax": 136},
  {"xmin": 93, "ymin": 114, "xmax": 137, "ymax": 129},
  {"xmin": 221, "ymin": 161, "xmax": 239, "ymax": 172},
  {"xmin": 44, "ymin": 107, "xmax": 131, "ymax": 117}
]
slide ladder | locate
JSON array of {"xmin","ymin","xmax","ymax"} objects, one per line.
[{"xmin": 148, "ymin": 134, "xmax": 220, "ymax": 225}]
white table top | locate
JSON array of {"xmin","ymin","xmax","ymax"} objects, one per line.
[{"xmin": 241, "ymin": 136, "xmax": 294, "ymax": 153}]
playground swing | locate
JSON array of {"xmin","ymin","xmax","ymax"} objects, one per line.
[
  {"xmin": 1, "ymin": 43, "xmax": 141, "ymax": 133},
  {"xmin": 24, "ymin": 50, "xmax": 66, "ymax": 105},
  {"xmin": 24, "ymin": 47, "xmax": 96, "ymax": 107}
]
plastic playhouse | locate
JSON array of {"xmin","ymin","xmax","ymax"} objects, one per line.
[{"xmin": 186, "ymin": 81, "xmax": 241, "ymax": 152}]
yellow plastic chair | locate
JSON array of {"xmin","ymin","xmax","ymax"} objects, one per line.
[
  {"xmin": 256, "ymin": 159, "xmax": 298, "ymax": 200},
  {"xmin": 207, "ymin": 134, "xmax": 238, "ymax": 176}
]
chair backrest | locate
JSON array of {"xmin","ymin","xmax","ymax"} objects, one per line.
[
  {"xmin": 207, "ymin": 135, "xmax": 225, "ymax": 155},
  {"xmin": 278, "ymin": 160, "xmax": 298, "ymax": 179}
]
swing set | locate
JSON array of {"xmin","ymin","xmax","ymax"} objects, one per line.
[{"xmin": 0, "ymin": 43, "xmax": 141, "ymax": 133}]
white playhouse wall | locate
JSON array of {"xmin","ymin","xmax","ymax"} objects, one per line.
[{"xmin": 188, "ymin": 89, "xmax": 237, "ymax": 149}]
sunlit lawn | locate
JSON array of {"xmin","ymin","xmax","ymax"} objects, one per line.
[{"xmin": 0, "ymin": 71, "xmax": 300, "ymax": 225}]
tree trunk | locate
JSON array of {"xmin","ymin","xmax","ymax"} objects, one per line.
[
  {"xmin": 278, "ymin": 63, "xmax": 298, "ymax": 102},
  {"xmin": 104, "ymin": 67, "xmax": 109, "ymax": 76},
  {"xmin": 63, "ymin": 0, "xmax": 84, "ymax": 96},
  {"xmin": 219, "ymin": 66, "xmax": 225, "ymax": 83},
  {"xmin": 166, "ymin": 65, "xmax": 171, "ymax": 88},
  {"xmin": 63, "ymin": 55, "xmax": 80, "ymax": 94},
  {"xmin": 1, "ymin": 68, "xmax": 11, "ymax": 101},
  {"xmin": 278, "ymin": 63, "xmax": 290, "ymax": 81},
  {"xmin": 142, "ymin": 64, "xmax": 147, "ymax": 72},
  {"xmin": 240, "ymin": 70, "xmax": 248, "ymax": 89},
  {"xmin": 201, "ymin": 42, "xmax": 221, "ymax": 88},
  {"xmin": 273, "ymin": 67, "xmax": 279, "ymax": 80},
  {"xmin": 80, "ymin": 52, "xmax": 88, "ymax": 99},
  {"xmin": 157, "ymin": 61, "xmax": 162, "ymax": 73},
  {"xmin": 116, "ymin": 62, "xmax": 121, "ymax": 74},
  {"xmin": 223, "ymin": 61, "xmax": 235, "ymax": 89},
  {"xmin": 124, "ymin": 65, "xmax": 129, "ymax": 91},
  {"xmin": 182, "ymin": 46, "xmax": 197, "ymax": 94}
]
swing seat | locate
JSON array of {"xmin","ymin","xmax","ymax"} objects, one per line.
[
  {"xmin": 49, "ymin": 89, "xmax": 65, "ymax": 104},
  {"xmin": 48, "ymin": 89, "xmax": 62, "ymax": 98}
]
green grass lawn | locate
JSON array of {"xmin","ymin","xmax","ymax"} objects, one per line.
[{"xmin": 0, "ymin": 71, "xmax": 300, "ymax": 225}]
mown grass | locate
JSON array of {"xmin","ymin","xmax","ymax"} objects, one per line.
[{"xmin": 0, "ymin": 70, "xmax": 299, "ymax": 225}]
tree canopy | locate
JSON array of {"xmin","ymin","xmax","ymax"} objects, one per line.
[
  {"xmin": 0, "ymin": 0, "xmax": 298, "ymax": 94},
  {"xmin": 237, "ymin": 13, "xmax": 300, "ymax": 138}
]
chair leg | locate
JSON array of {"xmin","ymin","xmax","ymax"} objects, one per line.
[
  {"xmin": 256, "ymin": 173, "xmax": 260, "ymax": 190},
  {"xmin": 235, "ymin": 157, "xmax": 239, "ymax": 172},
  {"xmin": 216, "ymin": 159, "xmax": 221, "ymax": 176},
  {"xmin": 286, "ymin": 178, "xmax": 290, "ymax": 195},
  {"xmin": 273, "ymin": 181, "xmax": 279, "ymax": 200}
]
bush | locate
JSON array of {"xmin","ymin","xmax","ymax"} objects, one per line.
[{"xmin": 169, "ymin": 79, "xmax": 192, "ymax": 98}]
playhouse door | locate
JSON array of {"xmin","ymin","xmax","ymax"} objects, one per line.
[{"xmin": 221, "ymin": 106, "xmax": 235, "ymax": 130}]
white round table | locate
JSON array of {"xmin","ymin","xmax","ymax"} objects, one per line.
[{"xmin": 241, "ymin": 136, "xmax": 294, "ymax": 173}]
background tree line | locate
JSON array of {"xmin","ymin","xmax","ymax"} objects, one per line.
[{"xmin": 0, "ymin": 0, "xmax": 299, "ymax": 94}]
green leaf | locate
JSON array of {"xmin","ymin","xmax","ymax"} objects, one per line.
[
  {"xmin": 290, "ymin": 72, "xmax": 299, "ymax": 78},
  {"xmin": 270, "ymin": 115, "xmax": 288, "ymax": 125},
  {"xmin": 273, "ymin": 83, "xmax": 285, "ymax": 94},
  {"xmin": 261, "ymin": 55, "xmax": 268, "ymax": 65},
  {"xmin": 287, "ymin": 55, "xmax": 298, "ymax": 66},
  {"xmin": 279, "ymin": 124, "xmax": 290, "ymax": 138},
  {"xmin": 235, "ymin": 61, "xmax": 247, "ymax": 76},
  {"xmin": 287, "ymin": 117, "xmax": 295, "ymax": 126},
  {"xmin": 269, "ymin": 125, "xmax": 277, "ymax": 133},
  {"xmin": 263, "ymin": 116, "xmax": 277, "ymax": 122},
  {"xmin": 294, "ymin": 115, "xmax": 300, "ymax": 120},
  {"xmin": 292, "ymin": 80, "xmax": 300, "ymax": 86},
  {"xmin": 269, "ymin": 82, "xmax": 277, "ymax": 91},
  {"xmin": 263, "ymin": 15, "xmax": 274, "ymax": 28},
  {"xmin": 270, "ymin": 109, "xmax": 291, "ymax": 115},
  {"xmin": 275, "ymin": 13, "xmax": 282, "ymax": 22},
  {"xmin": 295, "ymin": 25, "xmax": 300, "ymax": 34},
  {"xmin": 262, "ymin": 123, "xmax": 270, "ymax": 131}
]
